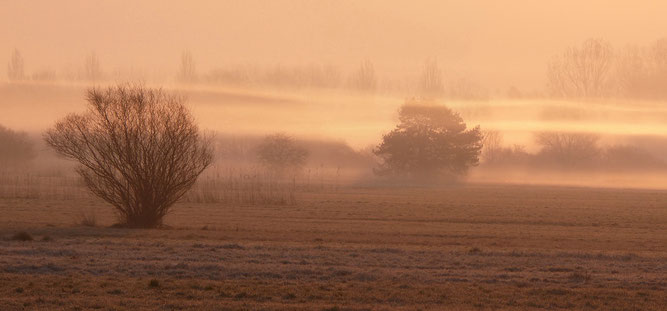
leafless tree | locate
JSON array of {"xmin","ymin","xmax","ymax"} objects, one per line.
[
  {"xmin": 481, "ymin": 130, "xmax": 503, "ymax": 164},
  {"xmin": 177, "ymin": 50, "xmax": 197, "ymax": 83},
  {"xmin": 420, "ymin": 58, "xmax": 444, "ymax": 99},
  {"xmin": 547, "ymin": 38, "xmax": 613, "ymax": 98},
  {"xmin": 349, "ymin": 60, "xmax": 377, "ymax": 93},
  {"xmin": 7, "ymin": 48, "xmax": 25, "ymax": 81},
  {"xmin": 256, "ymin": 133, "xmax": 308, "ymax": 175},
  {"xmin": 44, "ymin": 84, "xmax": 213, "ymax": 228},
  {"xmin": 616, "ymin": 38, "xmax": 667, "ymax": 99},
  {"xmin": 84, "ymin": 51, "xmax": 102, "ymax": 82}
]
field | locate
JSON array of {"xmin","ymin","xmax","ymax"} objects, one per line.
[{"xmin": 1, "ymin": 185, "xmax": 665, "ymax": 310}]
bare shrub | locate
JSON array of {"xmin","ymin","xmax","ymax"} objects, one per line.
[
  {"xmin": 44, "ymin": 84, "xmax": 213, "ymax": 228},
  {"xmin": 0, "ymin": 124, "xmax": 35, "ymax": 169},
  {"xmin": 76, "ymin": 209, "xmax": 97, "ymax": 227},
  {"xmin": 256, "ymin": 134, "xmax": 308, "ymax": 176},
  {"xmin": 535, "ymin": 132, "xmax": 600, "ymax": 167}
]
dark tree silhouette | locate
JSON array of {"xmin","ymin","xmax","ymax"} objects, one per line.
[
  {"xmin": 45, "ymin": 84, "xmax": 213, "ymax": 228},
  {"xmin": 374, "ymin": 101, "xmax": 483, "ymax": 180},
  {"xmin": 256, "ymin": 133, "xmax": 308, "ymax": 175}
]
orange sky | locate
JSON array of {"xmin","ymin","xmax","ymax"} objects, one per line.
[{"xmin": 1, "ymin": 0, "xmax": 666, "ymax": 90}]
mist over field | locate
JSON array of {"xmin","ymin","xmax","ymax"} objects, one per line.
[
  {"xmin": 1, "ymin": 1, "xmax": 666, "ymax": 310},
  {"xmin": 3, "ymin": 1, "xmax": 667, "ymax": 189}
]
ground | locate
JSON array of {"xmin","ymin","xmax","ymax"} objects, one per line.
[{"xmin": 0, "ymin": 185, "xmax": 665, "ymax": 310}]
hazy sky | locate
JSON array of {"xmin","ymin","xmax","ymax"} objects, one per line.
[{"xmin": 2, "ymin": 0, "xmax": 666, "ymax": 90}]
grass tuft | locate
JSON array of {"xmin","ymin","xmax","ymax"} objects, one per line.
[
  {"xmin": 11, "ymin": 231, "xmax": 33, "ymax": 241},
  {"xmin": 76, "ymin": 210, "xmax": 97, "ymax": 227},
  {"xmin": 149, "ymin": 279, "xmax": 160, "ymax": 288}
]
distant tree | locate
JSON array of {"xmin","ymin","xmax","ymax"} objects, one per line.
[
  {"xmin": 535, "ymin": 132, "xmax": 600, "ymax": 167},
  {"xmin": 350, "ymin": 60, "xmax": 377, "ymax": 93},
  {"xmin": 44, "ymin": 84, "xmax": 213, "ymax": 228},
  {"xmin": 177, "ymin": 50, "xmax": 197, "ymax": 83},
  {"xmin": 7, "ymin": 49, "xmax": 25, "ymax": 81},
  {"xmin": 0, "ymin": 124, "xmax": 35, "ymax": 169},
  {"xmin": 547, "ymin": 38, "xmax": 613, "ymax": 98},
  {"xmin": 256, "ymin": 133, "xmax": 309, "ymax": 175},
  {"xmin": 374, "ymin": 100, "xmax": 483, "ymax": 180},
  {"xmin": 616, "ymin": 38, "xmax": 667, "ymax": 99},
  {"xmin": 481, "ymin": 130, "xmax": 503, "ymax": 164},
  {"xmin": 83, "ymin": 52, "xmax": 102, "ymax": 82},
  {"xmin": 419, "ymin": 58, "xmax": 444, "ymax": 99}
]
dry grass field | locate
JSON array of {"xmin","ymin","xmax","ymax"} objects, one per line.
[{"xmin": 1, "ymin": 184, "xmax": 665, "ymax": 310}]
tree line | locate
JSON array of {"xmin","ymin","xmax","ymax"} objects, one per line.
[
  {"xmin": 547, "ymin": 38, "xmax": 667, "ymax": 100},
  {"xmin": 9, "ymin": 38, "xmax": 667, "ymax": 100}
]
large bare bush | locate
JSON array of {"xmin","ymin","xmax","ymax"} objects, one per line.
[{"xmin": 45, "ymin": 84, "xmax": 213, "ymax": 228}]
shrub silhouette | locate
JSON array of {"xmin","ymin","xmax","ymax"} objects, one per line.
[
  {"xmin": 374, "ymin": 100, "xmax": 483, "ymax": 180},
  {"xmin": 0, "ymin": 124, "xmax": 35, "ymax": 169},
  {"xmin": 535, "ymin": 132, "xmax": 600, "ymax": 167},
  {"xmin": 11, "ymin": 231, "xmax": 33, "ymax": 241},
  {"xmin": 45, "ymin": 84, "xmax": 213, "ymax": 228},
  {"xmin": 256, "ymin": 133, "xmax": 308, "ymax": 175}
]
